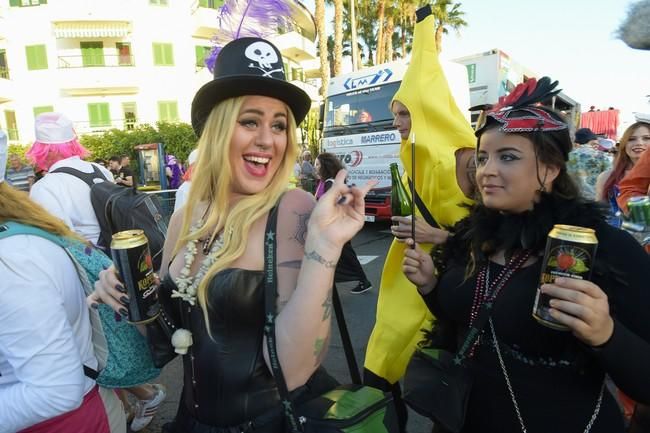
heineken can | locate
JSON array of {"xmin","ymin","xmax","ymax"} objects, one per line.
[
  {"xmin": 627, "ymin": 196, "xmax": 650, "ymax": 227},
  {"xmin": 533, "ymin": 225, "xmax": 598, "ymax": 331},
  {"xmin": 110, "ymin": 230, "xmax": 160, "ymax": 325}
]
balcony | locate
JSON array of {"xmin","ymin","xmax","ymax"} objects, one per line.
[
  {"xmin": 191, "ymin": 2, "xmax": 220, "ymax": 39},
  {"xmin": 73, "ymin": 118, "xmax": 145, "ymax": 136},
  {"xmin": 300, "ymin": 58, "xmax": 320, "ymax": 78},
  {"xmin": 272, "ymin": 31, "xmax": 316, "ymax": 63},
  {"xmin": 58, "ymin": 54, "xmax": 135, "ymax": 68},
  {"xmin": 289, "ymin": 79, "xmax": 319, "ymax": 104},
  {"xmin": 58, "ymin": 54, "xmax": 138, "ymax": 95}
]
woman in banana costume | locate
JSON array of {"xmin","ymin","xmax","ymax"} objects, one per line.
[{"xmin": 364, "ymin": 4, "xmax": 477, "ymax": 429}]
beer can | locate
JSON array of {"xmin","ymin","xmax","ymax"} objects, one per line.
[
  {"xmin": 627, "ymin": 196, "xmax": 649, "ymax": 226},
  {"xmin": 110, "ymin": 230, "xmax": 160, "ymax": 325},
  {"xmin": 532, "ymin": 224, "xmax": 598, "ymax": 331}
]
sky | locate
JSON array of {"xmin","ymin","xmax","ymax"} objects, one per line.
[{"xmin": 302, "ymin": 0, "xmax": 650, "ymax": 125}]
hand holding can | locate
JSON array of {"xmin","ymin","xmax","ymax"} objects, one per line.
[
  {"xmin": 533, "ymin": 225, "xmax": 598, "ymax": 331},
  {"xmin": 110, "ymin": 230, "xmax": 160, "ymax": 325}
]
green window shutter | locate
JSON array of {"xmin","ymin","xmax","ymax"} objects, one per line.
[
  {"xmin": 164, "ymin": 44, "xmax": 173, "ymax": 66},
  {"xmin": 158, "ymin": 101, "xmax": 178, "ymax": 122},
  {"xmin": 153, "ymin": 43, "xmax": 162, "ymax": 65},
  {"xmin": 199, "ymin": 0, "xmax": 223, "ymax": 8},
  {"xmin": 10, "ymin": 0, "xmax": 21, "ymax": 6},
  {"xmin": 81, "ymin": 42, "xmax": 104, "ymax": 67},
  {"xmin": 153, "ymin": 43, "xmax": 173, "ymax": 66},
  {"xmin": 25, "ymin": 45, "xmax": 48, "ymax": 70},
  {"xmin": 88, "ymin": 103, "xmax": 111, "ymax": 127},
  {"xmin": 33, "ymin": 105, "xmax": 54, "ymax": 118},
  {"xmin": 195, "ymin": 46, "xmax": 211, "ymax": 67}
]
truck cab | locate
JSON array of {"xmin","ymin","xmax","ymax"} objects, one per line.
[
  {"xmin": 321, "ymin": 60, "xmax": 471, "ymax": 222},
  {"xmin": 321, "ymin": 62, "xmax": 407, "ymax": 222}
]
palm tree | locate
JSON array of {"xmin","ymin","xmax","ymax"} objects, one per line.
[
  {"xmin": 430, "ymin": 0, "xmax": 468, "ymax": 53},
  {"xmin": 375, "ymin": 0, "xmax": 385, "ymax": 64},
  {"xmin": 333, "ymin": 0, "xmax": 344, "ymax": 76},
  {"xmin": 356, "ymin": 0, "xmax": 377, "ymax": 66},
  {"xmin": 397, "ymin": 1, "xmax": 417, "ymax": 58},
  {"xmin": 315, "ymin": 0, "xmax": 329, "ymax": 97}
]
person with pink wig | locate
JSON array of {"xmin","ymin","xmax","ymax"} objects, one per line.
[
  {"xmin": 27, "ymin": 112, "xmax": 167, "ymax": 432},
  {"xmin": 27, "ymin": 113, "xmax": 113, "ymax": 246}
]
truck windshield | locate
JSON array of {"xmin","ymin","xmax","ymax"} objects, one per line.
[{"xmin": 324, "ymin": 82, "xmax": 400, "ymax": 128}]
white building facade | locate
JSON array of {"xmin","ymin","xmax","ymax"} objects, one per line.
[{"xmin": 0, "ymin": 0, "xmax": 320, "ymax": 143}]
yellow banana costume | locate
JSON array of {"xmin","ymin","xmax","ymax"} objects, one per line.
[{"xmin": 364, "ymin": 8, "xmax": 476, "ymax": 384}]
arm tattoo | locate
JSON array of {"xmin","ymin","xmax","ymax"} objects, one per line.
[
  {"xmin": 304, "ymin": 250, "xmax": 337, "ymax": 269},
  {"xmin": 278, "ymin": 260, "xmax": 302, "ymax": 269},
  {"xmin": 322, "ymin": 288, "xmax": 333, "ymax": 321},
  {"xmin": 292, "ymin": 212, "xmax": 310, "ymax": 246},
  {"xmin": 313, "ymin": 334, "xmax": 330, "ymax": 366}
]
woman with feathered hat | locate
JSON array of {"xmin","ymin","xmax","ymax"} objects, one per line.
[
  {"xmin": 90, "ymin": 36, "xmax": 375, "ymax": 432},
  {"xmin": 402, "ymin": 77, "xmax": 650, "ymax": 432}
]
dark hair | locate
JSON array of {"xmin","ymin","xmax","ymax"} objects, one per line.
[
  {"xmin": 316, "ymin": 152, "xmax": 344, "ymax": 180},
  {"xmin": 109, "ymin": 155, "xmax": 120, "ymax": 163},
  {"xmin": 602, "ymin": 121, "xmax": 650, "ymax": 198},
  {"xmin": 477, "ymin": 108, "xmax": 579, "ymax": 200}
]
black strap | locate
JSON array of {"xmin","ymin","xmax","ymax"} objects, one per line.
[
  {"xmin": 262, "ymin": 206, "xmax": 304, "ymax": 432},
  {"xmin": 83, "ymin": 365, "xmax": 99, "ymax": 380},
  {"xmin": 50, "ymin": 164, "xmax": 109, "ymax": 187},
  {"xmin": 332, "ymin": 283, "xmax": 361, "ymax": 384},
  {"xmin": 408, "ymin": 177, "xmax": 439, "ymax": 229}
]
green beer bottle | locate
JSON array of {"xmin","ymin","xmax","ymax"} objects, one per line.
[{"xmin": 390, "ymin": 162, "xmax": 412, "ymax": 225}]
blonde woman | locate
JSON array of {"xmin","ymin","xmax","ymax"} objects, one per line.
[
  {"xmin": 0, "ymin": 135, "xmax": 125, "ymax": 432},
  {"xmin": 91, "ymin": 38, "xmax": 374, "ymax": 433}
]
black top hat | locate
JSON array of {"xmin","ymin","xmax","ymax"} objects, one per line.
[{"xmin": 191, "ymin": 37, "xmax": 311, "ymax": 137}]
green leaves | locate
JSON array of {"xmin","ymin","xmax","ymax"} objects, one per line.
[{"xmin": 80, "ymin": 121, "xmax": 198, "ymax": 166}]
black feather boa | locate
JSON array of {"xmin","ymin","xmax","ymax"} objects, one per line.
[
  {"xmin": 423, "ymin": 194, "xmax": 610, "ymax": 350},
  {"xmin": 441, "ymin": 193, "xmax": 609, "ymax": 272}
]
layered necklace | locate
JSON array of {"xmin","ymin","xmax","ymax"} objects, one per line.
[
  {"xmin": 170, "ymin": 220, "xmax": 226, "ymax": 354},
  {"xmin": 171, "ymin": 220, "xmax": 225, "ymax": 306}
]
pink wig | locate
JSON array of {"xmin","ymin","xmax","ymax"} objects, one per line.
[
  {"xmin": 26, "ymin": 112, "xmax": 90, "ymax": 171},
  {"xmin": 26, "ymin": 137, "xmax": 90, "ymax": 171}
]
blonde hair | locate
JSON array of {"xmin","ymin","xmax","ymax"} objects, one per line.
[
  {"xmin": 176, "ymin": 96, "xmax": 299, "ymax": 329},
  {"xmin": 0, "ymin": 182, "xmax": 81, "ymax": 240}
]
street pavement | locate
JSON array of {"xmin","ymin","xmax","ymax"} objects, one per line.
[{"xmin": 144, "ymin": 221, "xmax": 431, "ymax": 433}]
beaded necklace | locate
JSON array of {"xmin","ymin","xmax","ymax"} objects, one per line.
[
  {"xmin": 169, "ymin": 221, "xmax": 225, "ymax": 354},
  {"xmin": 171, "ymin": 220, "xmax": 225, "ymax": 306},
  {"xmin": 467, "ymin": 250, "xmax": 532, "ymax": 356}
]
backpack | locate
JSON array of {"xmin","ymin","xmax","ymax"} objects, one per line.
[
  {"xmin": 0, "ymin": 221, "xmax": 160, "ymax": 387},
  {"xmin": 50, "ymin": 165, "xmax": 167, "ymax": 271},
  {"xmin": 0, "ymin": 221, "xmax": 109, "ymax": 379}
]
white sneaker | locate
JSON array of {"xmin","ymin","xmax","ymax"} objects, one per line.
[{"xmin": 130, "ymin": 384, "xmax": 167, "ymax": 432}]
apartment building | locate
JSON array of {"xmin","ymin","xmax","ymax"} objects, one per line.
[{"xmin": 0, "ymin": 0, "xmax": 320, "ymax": 143}]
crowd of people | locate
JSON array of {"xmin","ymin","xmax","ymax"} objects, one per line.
[{"xmin": 1, "ymin": 2, "xmax": 650, "ymax": 432}]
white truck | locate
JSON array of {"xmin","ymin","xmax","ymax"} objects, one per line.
[
  {"xmin": 452, "ymin": 49, "xmax": 581, "ymax": 127},
  {"xmin": 321, "ymin": 60, "xmax": 470, "ymax": 221}
]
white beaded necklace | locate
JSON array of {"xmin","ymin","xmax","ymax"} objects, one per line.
[{"xmin": 171, "ymin": 221, "xmax": 225, "ymax": 306}]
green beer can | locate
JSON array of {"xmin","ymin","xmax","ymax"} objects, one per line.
[{"xmin": 627, "ymin": 196, "xmax": 650, "ymax": 227}]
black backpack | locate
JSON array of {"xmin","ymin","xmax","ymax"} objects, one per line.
[{"xmin": 50, "ymin": 165, "xmax": 167, "ymax": 271}]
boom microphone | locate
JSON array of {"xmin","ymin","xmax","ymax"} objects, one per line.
[{"xmin": 618, "ymin": 0, "xmax": 650, "ymax": 50}]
